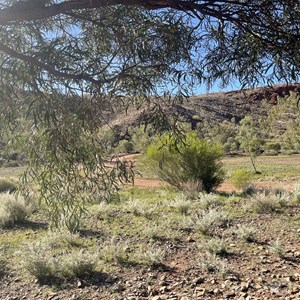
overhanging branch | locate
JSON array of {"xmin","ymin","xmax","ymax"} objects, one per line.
[
  {"xmin": 0, "ymin": 0, "xmax": 255, "ymax": 26},
  {"xmin": 0, "ymin": 41, "xmax": 106, "ymax": 84}
]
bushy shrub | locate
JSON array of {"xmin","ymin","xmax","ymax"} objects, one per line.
[
  {"xmin": 116, "ymin": 139, "xmax": 134, "ymax": 154},
  {"xmin": 0, "ymin": 178, "xmax": 18, "ymax": 193},
  {"xmin": 21, "ymin": 242, "xmax": 56, "ymax": 282},
  {"xmin": 60, "ymin": 250, "xmax": 97, "ymax": 278},
  {"xmin": 140, "ymin": 132, "xmax": 224, "ymax": 193},
  {"xmin": 45, "ymin": 229, "xmax": 82, "ymax": 248},
  {"xmin": 21, "ymin": 242, "xmax": 98, "ymax": 282},
  {"xmin": 230, "ymin": 169, "xmax": 253, "ymax": 191},
  {"xmin": 0, "ymin": 193, "xmax": 32, "ymax": 227},
  {"xmin": 135, "ymin": 245, "xmax": 165, "ymax": 267},
  {"xmin": 249, "ymin": 192, "xmax": 281, "ymax": 214},
  {"xmin": 202, "ymin": 237, "xmax": 228, "ymax": 256},
  {"xmin": 269, "ymin": 239, "xmax": 285, "ymax": 258},
  {"xmin": 198, "ymin": 252, "xmax": 229, "ymax": 274},
  {"xmin": 235, "ymin": 225, "xmax": 256, "ymax": 242},
  {"xmin": 99, "ymin": 237, "xmax": 129, "ymax": 264},
  {"xmin": 170, "ymin": 194, "xmax": 192, "ymax": 215},
  {"xmin": 198, "ymin": 193, "xmax": 222, "ymax": 209},
  {"xmin": 195, "ymin": 208, "xmax": 229, "ymax": 235}
]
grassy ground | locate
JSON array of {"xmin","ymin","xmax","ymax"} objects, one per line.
[
  {"xmin": 223, "ymin": 154, "xmax": 300, "ymax": 180},
  {"xmin": 0, "ymin": 155, "xmax": 299, "ymax": 299}
]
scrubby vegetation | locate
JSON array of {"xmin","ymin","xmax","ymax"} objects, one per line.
[
  {"xmin": 0, "ymin": 192, "xmax": 33, "ymax": 228},
  {"xmin": 140, "ymin": 131, "xmax": 224, "ymax": 192},
  {"xmin": 0, "ymin": 163, "xmax": 298, "ymax": 298},
  {"xmin": 0, "ymin": 178, "xmax": 18, "ymax": 193},
  {"xmin": 0, "ymin": 91, "xmax": 299, "ymax": 298}
]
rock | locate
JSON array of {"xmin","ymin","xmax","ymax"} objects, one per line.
[
  {"xmin": 226, "ymin": 275, "xmax": 240, "ymax": 282},
  {"xmin": 187, "ymin": 236, "xmax": 195, "ymax": 242},
  {"xmin": 224, "ymin": 291, "xmax": 236, "ymax": 298},
  {"xmin": 253, "ymin": 284, "xmax": 263, "ymax": 290},
  {"xmin": 151, "ymin": 296, "xmax": 162, "ymax": 300},
  {"xmin": 159, "ymin": 286, "xmax": 170, "ymax": 293},
  {"xmin": 193, "ymin": 277, "xmax": 204, "ymax": 285},
  {"xmin": 240, "ymin": 282, "xmax": 249, "ymax": 292},
  {"xmin": 159, "ymin": 280, "xmax": 169, "ymax": 287},
  {"xmin": 291, "ymin": 287, "xmax": 300, "ymax": 294},
  {"xmin": 213, "ymin": 288, "xmax": 220, "ymax": 294},
  {"xmin": 195, "ymin": 287, "xmax": 206, "ymax": 296},
  {"xmin": 286, "ymin": 276, "xmax": 296, "ymax": 282}
]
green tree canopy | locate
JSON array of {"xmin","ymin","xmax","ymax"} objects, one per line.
[
  {"xmin": 0, "ymin": 0, "xmax": 299, "ymax": 230},
  {"xmin": 0, "ymin": 0, "xmax": 299, "ymax": 96}
]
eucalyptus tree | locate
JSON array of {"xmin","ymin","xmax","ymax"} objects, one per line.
[{"xmin": 0, "ymin": 0, "xmax": 299, "ymax": 230}]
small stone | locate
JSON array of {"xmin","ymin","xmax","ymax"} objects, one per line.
[
  {"xmin": 193, "ymin": 277, "xmax": 204, "ymax": 285},
  {"xmin": 224, "ymin": 291, "xmax": 236, "ymax": 298},
  {"xmin": 227, "ymin": 275, "xmax": 240, "ymax": 282},
  {"xmin": 286, "ymin": 276, "xmax": 296, "ymax": 282},
  {"xmin": 240, "ymin": 282, "xmax": 249, "ymax": 292},
  {"xmin": 151, "ymin": 296, "xmax": 161, "ymax": 300},
  {"xmin": 254, "ymin": 284, "xmax": 263, "ymax": 290},
  {"xmin": 187, "ymin": 236, "xmax": 195, "ymax": 242},
  {"xmin": 196, "ymin": 287, "xmax": 206, "ymax": 296},
  {"xmin": 159, "ymin": 286, "xmax": 170, "ymax": 293},
  {"xmin": 291, "ymin": 287, "xmax": 300, "ymax": 294}
]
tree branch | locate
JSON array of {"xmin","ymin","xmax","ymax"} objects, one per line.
[
  {"xmin": 0, "ymin": 0, "xmax": 252, "ymax": 26},
  {"xmin": 0, "ymin": 41, "xmax": 106, "ymax": 85}
]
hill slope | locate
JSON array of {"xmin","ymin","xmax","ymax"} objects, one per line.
[{"xmin": 111, "ymin": 84, "xmax": 300, "ymax": 130}]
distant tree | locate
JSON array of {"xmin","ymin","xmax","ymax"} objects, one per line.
[
  {"xmin": 265, "ymin": 92, "xmax": 300, "ymax": 153},
  {"xmin": 0, "ymin": 0, "xmax": 299, "ymax": 229},
  {"xmin": 237, "ymin": 116, "xmax": 263, "ymax": 174}
]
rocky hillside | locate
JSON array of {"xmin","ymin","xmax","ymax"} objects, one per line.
[{"xmin": 111, "ymin": 84, "xmax": 300, "ymax": 130}]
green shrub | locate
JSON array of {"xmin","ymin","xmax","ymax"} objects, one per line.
[
  {"xmin": 198, "ymin": 252, "xmax": 229, "ymax": 274},
  {"xmin": 203, "ymin": 237, "xmax": 228, "ymax": 256},
  {"xmin": 0, "ymin": 193, "xmax": 32, "ymax": 227},
  {"xmin": 116, "ymin": 139, "xmax": 134, "ymax": 154},
  {"xmin": 269, "ymin": 239, "xmax": 285, "ymax": 258},
  {"xmin": 140, "ymin": 132, "xmax": 224, "ymax": 193},
  {"xmin": 99, "ymin": 237, "xmax": 129, "ymax": 264},
  {"xmin": 21, "ymin": 242, "xmax": 97, "ymax": 282},
  {"xmin": 60, "ymin": 250, "xmax": 97, "ymax": 278},
  {"xmin": 195, "ymin": 208, "xmax": 229, "ymax": 235},
  {"xmin": 249, "ymin": 192, "xmax": 280, "ymax": 214},
  {"xmin": 198, "ymin": 193, "xmax": 222, "ymax": 209},
  {"xmin": 0, "ymin": 178, "xmax": 18, "ymax": 193},
  {"xmin": 135, "ymin": 245, "xmax": 165, "ymax": 267},
  {"xmin": 230, "ymin": 170, "xmax": 253, "ymax": 191},
  {"xmin": 292, "ymin": 185, "xmax": 300, "ymax": 204},
  {"xmin": 21, "ymin": 242, "xmax": 56, "ymax": 282},
  {"xmin": 170, "ymin": 194, "xmax": 192, "ymax": 215},
  {"xmin": 235, "ymin": 225, "xmax": 256, "ymax": 242},
  {"xmin": 45, "ymin": 229, "xmax": 82, "ymax": 248}
]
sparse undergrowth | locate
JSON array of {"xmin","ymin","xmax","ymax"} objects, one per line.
[
  {"xmin": 0, "ymin": 178, "xmax": 298, "ymax": 299},
  {"xmin": 0, "ymin": 192, "xmax": 33, "ymax": 228}
]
